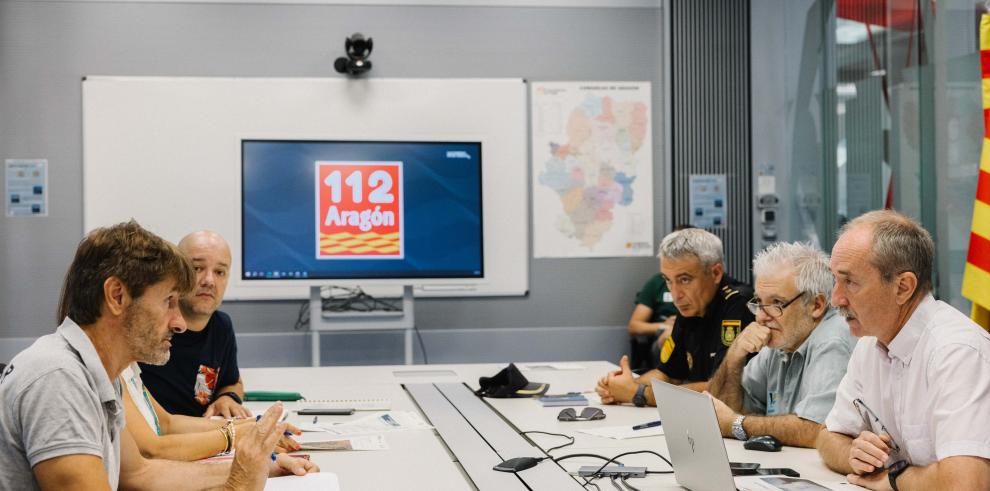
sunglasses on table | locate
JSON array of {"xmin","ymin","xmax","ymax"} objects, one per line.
[{"xmin": 557, "ymin": 407, "xmax": 605, "ymax": 421}]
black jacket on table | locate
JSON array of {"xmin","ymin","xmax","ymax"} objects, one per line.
[{"xmin": 656, "ymin": 277, "xmax": 754, "ymax": 383}]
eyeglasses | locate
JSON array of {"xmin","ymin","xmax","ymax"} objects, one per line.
[
  {"xmin": 557, "ymin": 407, "xmax": 605, "ymax": 422},
  {"xmin": 746, "ymin": 292, "xmax": 805, "ymax": 318},
  {"xmin": 853, "ymin": 398, "xmax": 903, "ymax": 467}
]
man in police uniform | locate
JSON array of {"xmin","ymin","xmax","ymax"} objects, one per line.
[{"xmin": 597, "ymin": 228, "xmax": 754, "ymax": 407}]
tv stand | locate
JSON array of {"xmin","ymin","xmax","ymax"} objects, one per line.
[{"xmin": 308, "ymin": 285, "xmax": 416, "ymax": 366}]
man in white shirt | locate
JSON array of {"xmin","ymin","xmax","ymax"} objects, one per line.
[{"xmin": 816, "ymin": 210, "xmax": 990, "ymax": 491}]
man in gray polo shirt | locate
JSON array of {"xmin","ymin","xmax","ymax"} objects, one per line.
[
  {"xmin": 0, "ymin": 221, "xmax": 318, "ymax": 490},
  {"xmin": 707, "ymin": 241, "xmax": 856, "ymax": 448}
]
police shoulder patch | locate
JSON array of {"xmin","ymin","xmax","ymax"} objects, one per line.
[{"xmin": 721, "ymin": 319, "xmax": 742, "ymax": 346}]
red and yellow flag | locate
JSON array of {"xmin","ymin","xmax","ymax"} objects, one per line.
[{"xmin": 962, "ymin": 15, "xmax": 990, "ymax": 331}]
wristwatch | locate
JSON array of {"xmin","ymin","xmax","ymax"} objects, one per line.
[
  {"xmin": 632, "ymin": 384, "xmax": 648, "ymax": 407},
  {"xmin": 732, "ymin": 415, "xmax": 748, "ymax": 440},
  {"xmin": 887, "ymin": 460, "xmax": 909, "ymax": 491},
  {"xmin": 216, "ymin": 391, "xmax": 243, "ymax": 405}
]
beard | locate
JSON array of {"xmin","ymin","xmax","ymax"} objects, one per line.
[
  {"xmin": 124, "ymin": 302, "xmax": 171, "ymax": 365},
  {"xmin": 180, "ymin": 294, "xmax": 219, "ymax": 318}
]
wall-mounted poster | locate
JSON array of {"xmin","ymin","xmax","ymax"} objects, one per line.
[
  {"xmin": 531, "ymin": 81, "xmax": 654, "ymax": 258},
  {"xmin": 689, "ymin": 174, "xmax": 726, "ymax": 229},
  {"xmin": 5, "ymin": 159, "xmax": 48, "ymax": 217}
]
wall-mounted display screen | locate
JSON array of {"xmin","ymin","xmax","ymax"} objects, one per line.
[{"xmin": 242, "ymin": 140, "xmax": 483, "ymax": 281}]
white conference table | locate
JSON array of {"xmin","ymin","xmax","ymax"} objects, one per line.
[{"xmin": 242, "ymin": 361, "xmax": 849, "ymax": 490}]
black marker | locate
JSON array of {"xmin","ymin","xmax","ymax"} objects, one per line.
[{"xmin": 631, "ymin": 420, "xmax": 661, "ymax": 430}]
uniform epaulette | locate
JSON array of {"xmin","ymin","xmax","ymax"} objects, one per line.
[{"xmin": 721, "ymin": 285, "xmax": 740, "ymax": 300}]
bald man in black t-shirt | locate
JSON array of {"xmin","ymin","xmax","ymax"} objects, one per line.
[{"xmin": 141, "ymin": 231, "xmax": 249, "ymax": 418}]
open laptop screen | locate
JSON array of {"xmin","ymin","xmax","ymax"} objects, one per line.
[{"xmin": 652, "ymin": 380, "xmax": 737, "ymax": 491}]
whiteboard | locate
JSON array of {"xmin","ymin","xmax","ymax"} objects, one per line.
[{"xmin": 82, "ymin": 76, "xmax": 528, "ymax": 299}]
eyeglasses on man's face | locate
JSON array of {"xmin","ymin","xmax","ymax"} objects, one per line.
[{"xmin": 746, "ymin": 292, "xmax": 806, "ymax": 318}]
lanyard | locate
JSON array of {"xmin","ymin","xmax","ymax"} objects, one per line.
[
  {"xmin": 142, "ymin": 386, "xmax": 162, "ymax": 436},
  {"xmin": 130, "ymin": 377, "xmax": 162, "ymax": 436}
]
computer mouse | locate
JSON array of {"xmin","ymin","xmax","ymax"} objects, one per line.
[
  {"xmin": 493, "ymin": 456, "xmax": 541, "ymax": 473},
  {"xmin": 744, "ymin": 435, "xmax": 782, "ymax": 452}
]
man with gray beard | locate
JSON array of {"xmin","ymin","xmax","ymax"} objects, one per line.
[
  {"xmin": 0, "ymin": 221, "xmax": 317, "ymax": 490},
  {"xmin": 707, "ymin": 242, "xmax": 856, "ymax": 448}
]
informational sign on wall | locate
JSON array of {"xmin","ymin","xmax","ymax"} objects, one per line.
[
  {"xmin": 5, "ymin": 159, "xmax": 48, "ymax": 217},
  {"xmin": 689, "ymin": 174, "xmax": 726, "ymax": 228}
]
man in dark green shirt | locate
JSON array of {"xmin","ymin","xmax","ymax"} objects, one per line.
[{"xmin": 628, "ymin": 273, "xmax": 679, "ymax": 370}]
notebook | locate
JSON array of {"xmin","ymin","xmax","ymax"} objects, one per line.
[{"xmin": 538, "ymin": 393, "xmax": 589, "ymax": 407}]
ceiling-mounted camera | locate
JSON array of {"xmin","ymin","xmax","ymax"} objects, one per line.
[{"xmin": 334, "ymin": 33, "xmax": 373, "ymax": 76}]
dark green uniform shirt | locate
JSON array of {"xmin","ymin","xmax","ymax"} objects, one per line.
[
  {"xmin": 635, "ymin": 273, "xmax": 679, "ymax": 321},
  {"xmin": 657, "ymin": 276, "xmax": 754, "ymax": 382}
]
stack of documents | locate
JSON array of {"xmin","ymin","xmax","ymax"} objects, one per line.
[
  {"xmin": 264, "ymin": 472, "xmax": 340, "ymax": 491},
  {"xmin": 300, "ymin": 398, "xmax": 391, "ymax": 411},
  {"xmin": 316, "ymin": 411, "xmax": 433, "ymax": 437},
  {"xmin": 577, "ymin": 424, "xmax": 663, "ymax": 440},
  {"xmin": 735, "ymin": 476, "xmax": 832, "ymax": 490},
  {"xmin": 297, "ymin": 434, "xmax": 389, "ymax": 452}
]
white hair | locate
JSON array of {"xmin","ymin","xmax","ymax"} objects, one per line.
[
  {"xmin": 752, "ymin": 241, "xmax": 832, "ymax": 303},
  {"xmin": 657, "ymin": 228, "xmax": 723, "ymax": 270}
]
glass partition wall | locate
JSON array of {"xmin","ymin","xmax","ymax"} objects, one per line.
[{"xmin": 754, "ymin": 0, "xmax": 980, "ymax": 311}]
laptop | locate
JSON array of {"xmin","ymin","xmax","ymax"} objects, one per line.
[
  {"xmin": 652, "ymin": 380, "xmax": 738, "ymax": 491},
  {"xmin": 652, "ymin": 380, "xmax": 834, "ymax": 491}
]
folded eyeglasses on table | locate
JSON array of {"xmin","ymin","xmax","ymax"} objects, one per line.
[{"xmin": 557, "ymin": 407, "xmax": 606, "ymax": 421}]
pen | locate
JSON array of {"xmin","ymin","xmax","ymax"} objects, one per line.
[{"xmin": 632, "ymin": 420, "xmax": 662, "ymax": 430}]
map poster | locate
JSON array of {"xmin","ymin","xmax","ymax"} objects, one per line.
[{"xmin": 531, "ymin": 82, "xmax": 654, "ymax": 258}]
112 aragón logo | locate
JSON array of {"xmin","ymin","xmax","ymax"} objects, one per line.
[{"xmin": 315, "ymin": 161, "xmax": 404, "ymax": 259}]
